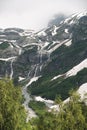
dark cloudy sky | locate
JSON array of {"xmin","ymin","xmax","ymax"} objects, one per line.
[{"xmin": 0, "ymin": 0, "xmax": 87, "ymax": 30}]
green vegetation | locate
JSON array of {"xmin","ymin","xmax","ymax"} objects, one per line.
[
  {"xmin": 0, "ymin": 78, "xmax": 32, "ymax": 130},
  {"xmin": 0, "ymin": 42, "xmax": 9, "ymax": 50},
  {"xmin": 0, "ymin": 79, "xmax": 87, "ymax": 130},
  {"xmin": 29, "ymin": 101, "xmax": 47, "ymax": 116},
  {"xmin": 30, "ymin": 68, "xmax": 87, "ymax": 100},
  {"xmin": 36, "ymin": 91, "xmax": 87, "ymax": 130},
  {"xmin": 43, "ymin": 40, "xmax": 87, "ymax": 76}
]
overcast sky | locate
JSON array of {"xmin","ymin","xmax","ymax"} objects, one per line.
[{"xmin": 0, "ymin": 0, "xmax": 87, "ymax": 30}]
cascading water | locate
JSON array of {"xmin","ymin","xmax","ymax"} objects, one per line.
[
  {"xmin": 22, "ymin": 42, "xmax": 52, "ymax": 122},
  {"xmin": 10, "ymin": 59, "xmax": 14, "ymax": 79}
]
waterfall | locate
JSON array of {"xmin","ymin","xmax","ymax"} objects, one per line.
[
  {"xmin": 34, "ymin": 64, "xmax": 39, "ymax": 77},
  {"xmin": 22, "ymin": 43, "xmax": 52, "ymax": 121},
  {"xmin": 10, "ymin": 60, "xmax": 13, "ymax": 79},
  {"xmin": 22, "ymin": 77, "xmax": 40, "ymax": 122}
]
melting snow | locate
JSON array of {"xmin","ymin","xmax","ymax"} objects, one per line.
[
  {"xmin": 35, "ymin": 96, "xmax": 54, "ymax": 103},
  {"xmin": 0, "ymin": 35, "xmax": 6, "ymax": 37},
  {"xmin": 51, "ymin": 75, "xmax": 62, "ymax": 81},
  {"xmin": 65, "ymin": 29, "xmax": 69, "ymax": 33},
  {"xmin": 70, "ymin": 20, "xmax": 74, "ymax": 24},
  {"xmin": 50, "ymin": 83, "xmax": 87, "ymax": 111},
  {"xmin": 77, "ymin": 12, "xmax": 87, "ymax": 19},
  {"xmin": 43, "ymin": 42, "xmax": 50, "ymax": 48},
  {"xmin": 51, "ymin": 58, "xmax": 87, "ymax": 81},
  {"xmin": 66, "ymin": 58, "xmax": 87, "ymax": 77},
  {"xmin": 0, "ymin": 42, "xmax": 2, "ymax": 44},
  {"xmin": 48, "ymin": 39, "xmax": 69, "ymax": 53},
  {"xmin": 0, "ymin": 57, "xmax": 16, "ymax": 61},
  {"xmin": 78, "ymin": 83, "xmax": 87, "ymax": 99},
  {"xmin": 52, "ymin": 26, "xmax": 58, "ymax": 36},
  {"xmin": 64, "ymin": 40, "xmax": 72, "ymax": 46},
  {"xmin": 37, "ymin": 30, "xmax": 46, "ymax": 36},
  {"xmin": 18, "ymin": 76, "xmax": 25, "ymax": 81},
  {"xmin": 50, "ymin": 105, "xmax": 59, "ymax": 111},
  {"xmin": 35, "ymin": 96, "xmax": 54, "ymax": 108},
  {"xmin": 9, "ymin": 43, "xmax": 14, "ymax": 48},
  {"xmin": 25, "ymin": 76, "xmax": 40, "ymax": 87}
]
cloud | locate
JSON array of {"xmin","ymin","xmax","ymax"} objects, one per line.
[{"xmin": 0, "ymin": 0, "xmax": 86, "ymax": 30}]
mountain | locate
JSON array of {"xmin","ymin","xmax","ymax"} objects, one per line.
[
  {"xmin": 48, "ymin": 13, "xmax": 67, "ymax": 27},
  {"xmin": 0, "ymin": 12, "xmax": 87, "ymax": 105}
]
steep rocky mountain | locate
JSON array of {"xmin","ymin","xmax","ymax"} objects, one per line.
[{"xmin": 0, "ymin": 12, "xmax": 87, "ymax": 103}]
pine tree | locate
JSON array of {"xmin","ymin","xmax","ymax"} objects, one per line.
[{"xmin": 0, "ymin": 78, "xmax": 32, "ymax": 130}]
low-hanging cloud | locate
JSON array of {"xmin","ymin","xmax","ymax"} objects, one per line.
[{"xmin": 0, "ymin": 0, "xmax": 87, "ymax": 30}]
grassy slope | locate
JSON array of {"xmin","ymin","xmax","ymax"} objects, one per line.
[{"xmin": 30, "ymin": 68, "xmax": 87, "ymax": 100}]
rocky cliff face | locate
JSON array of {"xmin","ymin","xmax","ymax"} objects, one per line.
[{"xmin": 0, "ymin": 13, "xmax": 87, "ymax": 100}]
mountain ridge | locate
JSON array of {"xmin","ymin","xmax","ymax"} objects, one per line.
[{"xmin": 0, "ymin": 12, "xmax": 87, "ymax": 101}]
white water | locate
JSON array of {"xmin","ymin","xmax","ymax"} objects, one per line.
[
  {"xmin": 22, "ymin": 40, "xmax": 50, "ymax": 121},
  {"xmin": 34, "ymin": 65, "xmax": 38, "ymax": 77},
  {"xmin": 22, "ymin": 77, "xmax": 40, "ymax": 122},
  {"xmin": 22, "ymin": 39, "xmax": 61, "ymax": 120},
  {"xmin": 10, "ymin": 59, "xmax": 14, "ymax": 79}
]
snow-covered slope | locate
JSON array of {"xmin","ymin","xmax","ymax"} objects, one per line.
[
  {"xmin": 51, "ymin": 58, "xmax": 87, "ymax": 81},
  {"xmin": 78, "ymin": 83, "xmax": 87, "ymax": 99},
  {"xmin": 66, "ymin": 58, "xmax": 87, "ymax": 77},
  {"xmin": 0, "ymin": 12, "xmax": 87, "ymax": 119},
  {"xmin": 50, "ymin": 82, "xmax": 87, "ymax": 111}
]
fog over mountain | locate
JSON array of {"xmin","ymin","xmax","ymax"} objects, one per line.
[{"xmin": 0, "ymin": 0, "xmax": 87, "ymax": 30}]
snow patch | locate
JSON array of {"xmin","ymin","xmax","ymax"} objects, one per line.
[
  {"xmin": 65, "ymin": 29, "xmax": 69, "ymax": 33},
  {"xmin": 9, "ymin": 43, "xmax": 14, "ymax": 48},
  {"xmin": 64, "ymin": 40, "xmax": 72, "ymax": 46},
  {"xmin": 0, "ymin": 35, "xmax": 6, "ymax": 37},
  {"xmin": 37, "ymin": 30, "xmax": 46, "ymax": 36},
  {"xmin": 78, "ymin": 83, "xmax": 87, "ymax": 99},
  {"xmin": 52, "ymin": 26, "xmax": 58, "ymax": 36},
  {"xmin": 19, "ymin": 76, "xmax": 25, "ymax": 81},
  {"xmin": 77, "ymin": 12, "xmax": 87, "ymax": 19},
  {"xmin": 9, "ymin": 40, "xmax": 16, "ymax": 43},
  {"xmin": 66, "ymin": 59, "xmax": 87, "ymax": 77},
  {"xmin": 0, "ymin": 42, "xmax": 3, "ymax": 44},
  {"xmin": 70, "ymin": 20, "xmax": 74, "ymax": 24},
  {"xmin": 0, "ymin": 57, "xmax": 16, "ymax": 62},
  {"xmin": 51, "ymin": 58, "xmax": 87, "ymax": 81},
  {"xmin": 35, "ymin": 96, "xmax": 54, "ymax": 108},
  {"xmin": 50, "ymin": 83, "xmax": 87, "ymax": 111},
  {"xmin": 50, "ymin": 105, "xmax": 59, "ymax": 111},
  {"xmin": 25, "ymin": 76, "xmax": 40, "ymax": 87},
  {"xmin": 43, "ymin": 42, "xmax": 50, "ymax": 48},
  {"xmin": 35, "ymin": 96, "xmax": 54, "ymax": 104},
  {"xmin": 51, "ymin": 75, "xmax": 62, "ymax": 81},
  {"xmin": 48, "ymin": 39, "xmax": 69, "ymax": 53}
]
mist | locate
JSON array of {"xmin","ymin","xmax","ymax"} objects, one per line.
[{"xmin": 0, "ymin": 0, "xmax": 87, "ymax": 30}]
